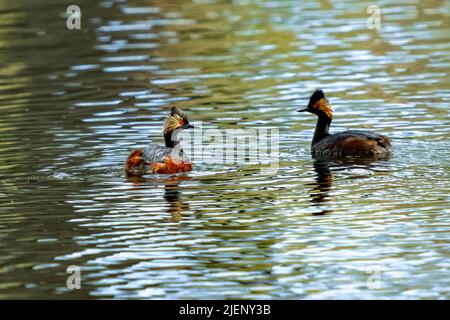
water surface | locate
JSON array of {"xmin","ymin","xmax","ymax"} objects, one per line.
[{"xmin": 0, "ymin": 0, "xmax": 449, "ymax": 299}]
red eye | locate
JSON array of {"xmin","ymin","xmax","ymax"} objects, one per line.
[{"xmin": 180, "ymin": 119, "xmax": 186, "ymax": 125}]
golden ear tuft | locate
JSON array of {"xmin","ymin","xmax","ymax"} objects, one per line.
[
  {"xmin": 316, "ymin": 98, "xmax": 333, "ymax": 118},
  {"xmin": 164, "ymin": 106, "xmax": 189, "ymax": 134}
]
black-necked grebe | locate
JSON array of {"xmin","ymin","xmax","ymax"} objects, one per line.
[
  {"xmin": 298, "ymin": 89, "xmax": 391, "ymax": 158},
  {"xmin": 125, "ymin": 106, "xmax": 194, "ymax": 176}
]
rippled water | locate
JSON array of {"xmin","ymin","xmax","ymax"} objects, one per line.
[{"xmin": 0, "ymin": 0, "xmax": 449, "ymax": 299}]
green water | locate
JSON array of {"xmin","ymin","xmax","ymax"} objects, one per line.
[{"xmin": 0, "ymin": 0, "xmax": 449, "ymax": 299}]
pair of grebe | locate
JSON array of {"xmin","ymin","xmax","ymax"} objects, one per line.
[{"xmin": 125, "ymin": 90, "xmax": 391, "ymax": 176}]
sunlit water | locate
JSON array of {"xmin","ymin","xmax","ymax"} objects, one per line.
[{"xmin": 0, "ymin": 0, "xmax": 449, "ymax": 299}]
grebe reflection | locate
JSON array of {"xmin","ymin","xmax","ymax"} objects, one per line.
[
  {"xmin": 126, "ymin": 175, "xmax": 191, "ymax": 222},
  {"xmin": 163, "ymin": 176, "xmax": 190, "ymax": 222},
  {"xmin": 308, "ymin": 157, "xmax": 391, "ymax": 215},
  {"xmin": 308, "ymin": 160, "xmax": 333, "ymax": 215}
]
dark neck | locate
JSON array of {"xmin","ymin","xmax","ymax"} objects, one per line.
[
  {"xmin": 164, "ymin": 131, "xmax": 180, "ymax": 148},
  {"xmin": 312, "ymin": 114, "xmax": 331, "ymax": 146}
]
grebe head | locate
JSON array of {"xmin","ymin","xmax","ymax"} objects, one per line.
[
  {"xmin": 163, "ymin": 106, "xmax": 194, "ymax": 148},
  {"xmin": 298, "ymin": 89, "xmax": 333, "ymax": 119},
  {"xmin": 163, "ymin": 106, "xmax": 194, "ymax": 135}
]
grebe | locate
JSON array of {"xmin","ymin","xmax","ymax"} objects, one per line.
[
  {"xmin": 298, "ymin": 89, "xmax": 391, "ymax": 158},
  {"xmin": 125, "ymin": 106, "xmax": 194, "ymax": 176}
]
